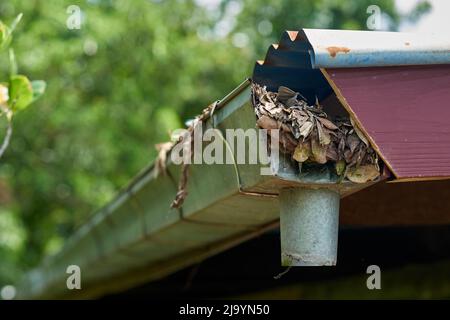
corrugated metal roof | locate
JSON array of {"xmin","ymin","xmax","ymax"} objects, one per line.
[
  {"xmin": 253, "ymin": 29, "xmax": 450, "ymax": 181},
  {"xmin": 324, "ymin": 65, "xmax": 450, "ymax": 181},
  {"xmin": 253, "ymin": 28, "xmax": 450, "ymax": 103},
  {"xmin": 258, "ymin": 29, "xmax": 450, "ymax": 69}
]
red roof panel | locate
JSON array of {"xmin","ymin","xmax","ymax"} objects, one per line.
[{"xmin": 322, "ymin": 65, "xmax": 450, "ymax": 181}]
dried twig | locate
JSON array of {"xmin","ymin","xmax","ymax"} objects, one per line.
[
  {"xmin": 273, "ymin": 266, "xmax": 292, "ymax": 279},
  {"xmin": 171, "ymin": 161, "xmax": 189, "ymax": 209}
]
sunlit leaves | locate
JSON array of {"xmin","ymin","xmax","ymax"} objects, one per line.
[
  {"xmin": 8, "ymin": 13, "xmax": 23, "ymax": 35},
  {"xmin": 0, "ymin": 13, "xmax": 46, "ymax": 114},
  {"xmin": 31, "ymin": 80, "xmax": 46, "ymax": 103},
  {"xmin": 0, "ymin": 83, "xmax": 9, "ymax": 105},
  {"xmin": 9, "ymin": 49, "xmax": 17, "ymax": 76},
  {"xmin": 0, "ymin": 13, "xmax": 22, "ymax": 50},
  {"xmin": 2, "ymin": 75, "xmax": 46, "ymax": 113},
  {"xmin": 0, "ymin": 22, "xmax": 7, "ymax": 49},
  {"xmin": 8, "ymin": 75, "xmax": 33, "ymax": 112}
]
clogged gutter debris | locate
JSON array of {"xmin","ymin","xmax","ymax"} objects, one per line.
[{"xmin": 251, "ymin": 83, "xmax": 380, "ymax": 183}]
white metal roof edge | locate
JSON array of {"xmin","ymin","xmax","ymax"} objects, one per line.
[{"xmin": 300, "ymin": 28, "xmax": 450, "ymax": 68}]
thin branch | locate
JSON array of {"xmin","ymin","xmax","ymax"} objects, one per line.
[{"xmin": 0, "ymin": 106, "xmax": 13, "ymax": 160}]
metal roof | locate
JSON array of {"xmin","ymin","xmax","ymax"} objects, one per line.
[
  {"xmin": 254, "ymin": 29, "xmax": 450, "ymax": 181},
  {"xmin": 253, "ymin": 28, "xmax": 450, "ymax": 102},
  {"xmin": 261, "ymin": 29, "xmax": 450, "ymax": 69}
]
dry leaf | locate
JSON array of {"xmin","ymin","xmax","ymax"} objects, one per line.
[
  {"xmin": 171, "ymin": 162, "xmax": 190, "ymax": 208},
  {"xmin": 251, "ymin": 83, "xmax": 380, "ymax": 183},
  {"xmin": 311, "ymin": 138, "xmax": 327, "ymax": 164},
  {"xmin": 279, "ymin": 122, "xmax": 293, "ymax": 134},
  {"xmin": 155, "ymin": 142, "xmax": 174, "ymax": 176},
  {"xmin": 293, "ymin": 140, "xmax": 310, "ymax": 162},
  {"xmin": 279, "ymin": 131, "xmax": 297, "ymax": 153},
  {"xmin": 277, "ymin": 86, "xmax": 298, "ymax": 107},
  {"xmin": 318, "ymin": 117, "xmax": 339, "ymax": 130},
  {"xmin": 338, "ymin": 136, "xmax": 346, "ymax": 154},
  {"xmin": 335, "ymin": 160, "xmax": 346, "ymax": 176},
  {"xmin": 345, "ymin": 164, "xmax": 379, "ymax": 183},
  {"xmin": 257, "ymin": 115, "xmax": 278, "ymax": 130},
  {"xmin": 347, "ymin": 133, "xmax": 360, "ymax": 153},
  {"xmin": 326, "ymin": 143, "xmax": 338, "ymax": 161},
  {"xmin": 317, "ymin": 121, "xmax": 331, "ymax": 145},
  {"xmin": 344, "ymin": 149, "xmax": 353, "ymax": 163},
  {"xmin": 350, "ymin": 117, "xmax": 369, "ymax": 146},
  {"xmin": 299, "ymin": 121, "xmax": 313, "ymax": 138}
]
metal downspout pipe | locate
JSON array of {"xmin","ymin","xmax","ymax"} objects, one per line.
[{"xmin": 279, "ymin": 188, "xmax": 340, "ymax": 266}]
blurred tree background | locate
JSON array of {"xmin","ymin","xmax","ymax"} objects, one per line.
[{"xmin": 0, "ymin": 0, "xmax": 430, "ymax": 285}]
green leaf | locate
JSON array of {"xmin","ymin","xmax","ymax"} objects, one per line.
[
  {"xmin": 0, "ymin": 21, "xmax": 8, "ymax": 49},
  {"xmin": 31, "ymin": 80, "xmax": 46, "ymax": 102},
  {"xmin": 0, "ymin": 14, "xmax": 22, "ymax": 51},
  {"xmin": 9, "ymin": 49, "xmax": 17, "ymax": 76},
  {"xmin": 8, "ymin": 75, "xmax": 33, "ymax": 112},
  {"xmin": 9, "ymin": 13, "xmax": 23, "ymax": 34}
]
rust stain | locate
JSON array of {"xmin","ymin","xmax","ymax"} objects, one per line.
[
  {"xmin": 405, "ymin": 42, "xmax": 410, "ymax": 46},
  {"xmin": 326, "ymin": 46, "xmax": 351, "ymax": 58}
]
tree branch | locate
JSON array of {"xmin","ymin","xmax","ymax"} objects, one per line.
[{"xmin": 0, "ymin": 106, "xmax": 13, "ymax": 160}]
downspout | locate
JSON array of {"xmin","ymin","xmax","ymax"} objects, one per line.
[{"xmin": 280, "ymin": 187, "xmax": 340, "ymax": 266}]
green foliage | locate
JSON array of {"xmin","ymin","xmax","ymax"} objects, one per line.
[
  {"xmin": 31, "ymin": 80, "xmax": 46, "ymax": 103},
  {"xmin": 0, "ymin": 15, "xmax": 45, "ymax": 114},
  {"xmin": 1, "ymin": 10, "xmax": 47, "ymax": 285},
  {"xmin": 0, "ymin": 0, "xmax": 430, "ymax": 286},
  {"xmin": 8, "ymin": 75, "xmax": 33, "ymax": 111}
]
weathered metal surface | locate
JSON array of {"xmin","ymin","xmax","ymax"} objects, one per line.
[
  {"xmin": 255, "ymin": 29, "xmax": 450, "ymax": 181},
  {"xmin": 322, "ymin": 65, "xmax": 450, "ymax": 180},
  {"xmin": 302, "ymin": 29, "xmax": 450, "ymax": 68},
  {"xmin": 280, "ymin": 188, "xmax": 340, "ymax": 266},
  {"xmin": 253, "ymin": 28, "xmax": 450, "ymax": 105},
  {"xmin": 260, "ymin": 29, "xmax": 450, "ymax": 70},
  {"xmin": 16, "ymin": 83, "xmax": 249, "ymax": 299},
  {"xmin": 17, "ymin": 79, "xmax": 380, "ymax": 299}
]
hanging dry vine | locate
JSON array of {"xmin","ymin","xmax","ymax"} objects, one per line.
[
  {"xmin": 163, "ymin": 99, "xmax": 226, "ymax": 208},
  {"xmin": 251, "ymin": 83, "xmax": 380, "ymax": 183}
]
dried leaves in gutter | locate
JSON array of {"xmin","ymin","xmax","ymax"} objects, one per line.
[{"xmin": 252, "ymin": 84, "xmax": 380, "ymax": 183}]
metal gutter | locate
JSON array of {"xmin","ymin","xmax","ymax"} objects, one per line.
[{"xmin": 17, "ymin": 78, "xmax": 379, "ymax": 299}]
